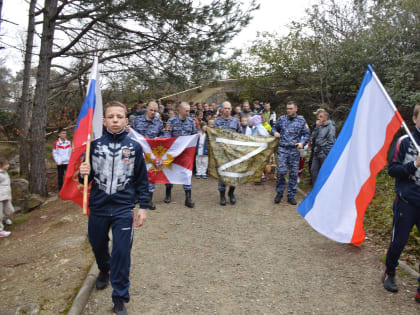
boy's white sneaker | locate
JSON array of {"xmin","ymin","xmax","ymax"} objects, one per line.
[
  {"xmin": 4, "ymin": 219, "xmax": 12, "ymax": 225},
  {"xmin": 0, "ymin": 231, "xmax": 11, "ymax": 237}
]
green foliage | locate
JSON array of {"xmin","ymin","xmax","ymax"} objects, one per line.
[
  {"xmin": 0, "ymin": 143, "xmax": 19, "ymax": 159},
  {"xmin": 226, "ymin": 0, "xmax": 420, "ymax": 125},
  {"xmin": 0, "ymin": 109, "xmax": 14, "ymax": 128},
  {"xmin": 365, "ymin": 169, "xmax": 420, "ymax": 263}
]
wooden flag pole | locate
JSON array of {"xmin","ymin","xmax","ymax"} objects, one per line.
[{"xmin": 82, "ymin": 133, "xmax": 92, "ymax": 214}]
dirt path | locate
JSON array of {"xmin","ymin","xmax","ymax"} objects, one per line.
[
  {"xmin": 82, "ymin": 177, "xmax": 419, "ymax": 314},
  {"xmin": 0, "ymin": 198, "xmax": 93, "ymax": 314}
]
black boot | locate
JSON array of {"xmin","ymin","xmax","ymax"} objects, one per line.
[
  {"xmin": 219, "ymin": 191, "xmax": 226, "ymax": 206},
  {"xmin": 148, "ymin": 192, "xmax": 156, "ymax": 210},
  {"xmin": 228, "ymin": 186, "xmax": 236, "ymax": 205},
  {"xmin": 274, "ymin": 193, "xmax": 282, "ymax": 204},
  {"xmin": 382, "ymin": 272, "xmax": 398, "ymax": 292},
  {"xmin": 95, "ymin": 270, "xmax": 109, "ymax": 290},
  {"xmin": 185, "ymin": 190, "xmax": 195, "ymax": 208},
  {"xmin": 164, "ymin": 186, "xmax": 172, "ymax": 203}
]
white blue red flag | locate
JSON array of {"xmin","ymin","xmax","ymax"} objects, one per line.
[
  {"xmin": 297, "ymin": 65, "xmax": 403, "ymax": 245},
  {"xmin": 60, "ymin": 57, "xmax": 103, "ymax": 207},
  {"xmin": 129, "ymin": 129, "xmax": 198, "ymax": 185}
]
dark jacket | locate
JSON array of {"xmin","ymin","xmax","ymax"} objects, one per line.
[
  {"xmin": 80, "ymin": 129, "xmax": 150, "ymax": 215},
  {"xmin": 388, "ymin": 128, "xmax": 420, "ymax": 206},
  {"xmin": 311, "ymin": 120, "xmax": 336, "ymax": 157}
]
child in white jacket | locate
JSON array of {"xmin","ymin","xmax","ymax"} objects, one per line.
[
  {"xmin": 52, "ymin": 128, "xmax": 72, "ymax": 190},
  {"xmin": 0, "ymin": 158, "xmax": 15, "ymax": 237}
]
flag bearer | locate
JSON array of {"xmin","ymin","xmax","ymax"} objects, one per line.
[
  {"xmin": 383, "ymin": 103, "xmax": 420, "ymax": 303},
  {"xmin": 214, "ymin": 101, "xmax": 242, "ymax": 206},
  {"xmin": 272, "ymin": 101, "xmax": 310, "ymax": 205},
  {"xmin": 163, "ymin": 101, "xmax": 197, "ymax": 208},
  {"xmin": 79, "ymin": 101, "xmax": 149, "ymax": 315},
  {"xmin": 132, "ymin": 101, "xmax": 164, "ymax": 210}
]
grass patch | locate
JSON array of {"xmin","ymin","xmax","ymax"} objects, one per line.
[{"xmin": 12, "ymin": 214, "xmax": 29, "ymax": 225}]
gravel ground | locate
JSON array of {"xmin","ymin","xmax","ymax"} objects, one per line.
[{"xmin": 83, "ymin": 177, "xmax": 420, "ymax": 314}]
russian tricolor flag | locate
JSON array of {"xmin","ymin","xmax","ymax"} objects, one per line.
[
  {"xmin": 59, "ymin": 57, "xmax": 103, "ymax": 207},
  {"xmin": 298, "ymin": 65, "xmax": 403, "ymax": 245}
]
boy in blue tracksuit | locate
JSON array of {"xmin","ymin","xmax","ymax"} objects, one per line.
[
  {"xmin": 382, "ymin": 103, "xmax": 420, "ymax": 303},
  {"xmin": 80, "ymin": 101, "xmax": 149, "ymax": 315}
]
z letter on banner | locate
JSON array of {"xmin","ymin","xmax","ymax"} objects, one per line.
[
  {"xmin": 216, "ymin": 137, "xmax": 268, "ymax": 178},
  {"xmin": 207, "ymin": 127, "xmax": 278, "ymax": 186}
]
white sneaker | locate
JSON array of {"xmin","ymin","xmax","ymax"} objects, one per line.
[
  {"xmin": 0, "ymin": 231, "xmax": 11, "ymax": 237},
  {"xmin": 4, "ymin": 219, "xmax": 12, "ymax": 225}
]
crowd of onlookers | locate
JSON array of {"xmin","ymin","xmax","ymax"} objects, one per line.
[
  {"xmin": 126, "ymin": 98, "xmax": 335, "ymax": 188},
  {"xmin": 127, "ymin": 99, "xmax": 278, "ymax": 131}
]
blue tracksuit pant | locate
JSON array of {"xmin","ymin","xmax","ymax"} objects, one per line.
[
  {"xmin": 385, "ymin": 196, "xmax": 420, "ymax": 285},
  {"xmin": 88, "ymin": 212, "xmax": 134, "ymax": 303},
  {"xmin": 276, "ymin": 148, "xmax": 300, "ymax": 199}
]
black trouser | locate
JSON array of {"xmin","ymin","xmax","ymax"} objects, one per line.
[
  {"xmin": 385, "ymin": 196, "xmax": 420, "ymax": 285},
  {"xmin": 88, "ymin": 213, "xmax": 134, "ymax": 303},
  {"xmin": 57, "ymin": 164, "xmax": 68, "ymax": 190}
]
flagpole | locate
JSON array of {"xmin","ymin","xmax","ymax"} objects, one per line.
[
  {"xmin": 370, "ymin": 66, "xmax": 420, "ymax": 152},
  {"xmin": 82, "ymin": 133, "xmax": 92, "ymax": 214}
]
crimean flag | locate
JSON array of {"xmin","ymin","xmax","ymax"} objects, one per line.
[
  {"xmin": 129, "ymin": 129, "xmax": 198, "ymax": 184},
  {"xmin": 59, "ymin": 57, "xmax": 103, "ymax": 207},
  {"xmin": 206, "ymin": 127, "xmax": 278, "ymax": 186},
  {"xmin": 297, "ymin": 65, "xmax": 403, "ymax": 245}
]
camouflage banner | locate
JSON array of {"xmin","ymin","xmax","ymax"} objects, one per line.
[{"xmin": 207, "ymin": 127, "xmax": 278, "ymax": 186}]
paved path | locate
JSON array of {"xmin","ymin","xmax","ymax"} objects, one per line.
[{"xmin": 83, "ymin": 177, "xmax": 419, "ymax": 314}]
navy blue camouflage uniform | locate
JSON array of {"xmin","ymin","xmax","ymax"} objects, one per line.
[
  {"xmin": 272, "ymin": 115, "xmax": 310, "ymax": 200},
  {"xmin": 132, "ymin": 115, "xmax": 163, "ymax": 192},
  {"xmin": 163, "ymin": 115, "xmax": 198, "ymax": 191},
  {"xmin": 214, "ymin": 116, "xmax": 242, "ymax": 191},
  {"xmin": 385, "ymin": 128, "xmax": 420, "ymax": 288},
  {"xmin": 80, "ymin": 129, "xmax": 149, "ymax": 304}
]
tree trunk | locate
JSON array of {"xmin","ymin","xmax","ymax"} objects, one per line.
[
  {"xmin": 18, "ymin": 0, "xmax": 37, "ymax": 178},
  {"xmin": 0, "ymin": 1, "xmax": 3, "ymax": 34},
  {"xmin": 29, "ymin": 0, "xmax": 58, "ymax": 196}
]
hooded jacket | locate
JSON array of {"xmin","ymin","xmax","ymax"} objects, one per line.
[
  {"xmin": 388, "ymin": 128, "xmax": 420, "ymax": 206},
  {"xmin": 80, "ymin": 129, "xmax": 149, "ymax": 216}
]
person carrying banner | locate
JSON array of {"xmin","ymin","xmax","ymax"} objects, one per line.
[
  {"xmin": 163, "ymin": 101, "xmax": 197, "ymax": 208},
  {"xmin": 214, "ymin": 101, "xmax": 242, "ymax": 205},
  {"xmin": 79, "ymin": 101, "xmax": 149, "ymax": 315},
  {"xmin": 273, "ymin": 101, "xmax": 310, "ymax": 205},
  {"xmin": 382, "ymin": 104, "xmax": 420, "ymax": 303},
  {"xmin": 132, "ymin": 101, "xmax": 164, "ymax": 210}
]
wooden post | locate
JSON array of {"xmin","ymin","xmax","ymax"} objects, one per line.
[{"xmin": 82, "ymin": 134, "xmax": 92, "ymax": 214}]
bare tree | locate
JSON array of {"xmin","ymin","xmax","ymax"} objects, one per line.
[
  {"xmin": 26, "ymin": 0, "xmax": 258, "ymax": 196},
  {"xmin": 18, "ymin": 0, "xmax": 37, "ymax": 178},
  {"xmin": 29, "ymin": 0, "xmax": 58, "ymax": 196}
]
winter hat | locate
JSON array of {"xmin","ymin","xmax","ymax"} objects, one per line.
[{"xmin": 249, "ymin": 115, "xmax": 262, "ymax": 126}]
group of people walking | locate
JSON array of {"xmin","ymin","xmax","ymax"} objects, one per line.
[
  {"xmin": 42, "ymin": 98, "xmax": 420, "ymax": 313},
  {"xmin": 128, "ymin": 99, "xmax": 337, "ymax": 209},
  {"xmin": 75, "ymin": 98, "xmax": 341, "ymax": 314}
]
